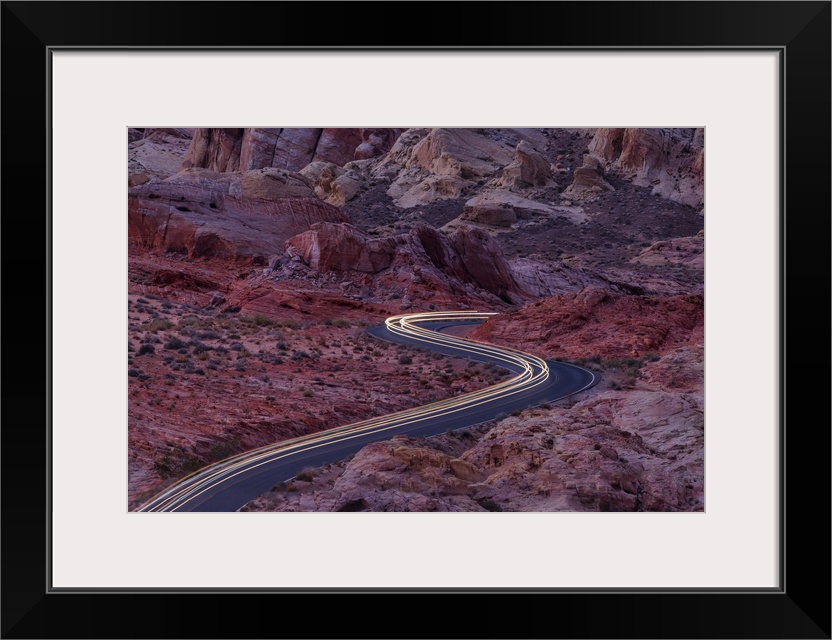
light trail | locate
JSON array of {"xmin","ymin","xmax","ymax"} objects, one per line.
[{"xmin": 134, "ymin": 311, "xmax": 573, "ymax": 512}]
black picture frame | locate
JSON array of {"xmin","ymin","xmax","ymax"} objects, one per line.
[{"xmin": 3, "ymin": 1, "xmax": 829, "ymax": 638}]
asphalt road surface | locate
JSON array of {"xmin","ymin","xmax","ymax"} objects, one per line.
[{"xmin": 135, "ymin": 311, "xmax": 597, "ymax": 512}]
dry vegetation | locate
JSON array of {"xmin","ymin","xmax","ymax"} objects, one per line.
[{"xmin": 127, "ymin": 293, "xmax": 510, "ymax": 507}]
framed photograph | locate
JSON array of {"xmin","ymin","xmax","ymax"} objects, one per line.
[{"xmin": 4, "ymin": 1, "xmax": 829, "ymax": 638}]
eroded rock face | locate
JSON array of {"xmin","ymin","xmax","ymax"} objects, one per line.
[
  {"xmin": 281, "ymin": 222, "xmax": 528, "ymax": 304},
  {"xmin": 588, "ymin": 128, "xmax": 704, "ymax": 208},
  {"xmin": 300, "ymin": 161, "xmax": 366, "ymax": 206},
  {"xmin": 238, "ymin": 168, "xmax": 316, "ymax": 200},
  {"xmin": 182, "ymin": 128, "xmax": 245, "ymax": 172},
  {"xmin": 449, "ymin": 226, "xmax": 524, "ymax": 303},
  {"xmin": 379, "ymin": 128, "xmax": 517, "ymax": 208},
  {"xmin": 509, "ymin": 259, "xmax": 646, "ymax": 297},
  {"xmin": 286, "ymin": 223, "xmax": 396, "ymax": 273},
  {"xmin": 128, "ymin": 173, "xmax": 348, "ymax": 261},
  {"xmin": 183, "ymin": 128, "xmax": 404, "ymax": 174}
]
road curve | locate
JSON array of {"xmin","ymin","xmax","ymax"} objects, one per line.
[{"xmin": 134, "ymin": 311, "xmax": 597, "ymax": 512}]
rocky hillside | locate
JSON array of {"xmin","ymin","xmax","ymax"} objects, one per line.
[{"xmin": 128, "ymin": 127, "xmax": 704, "ymax": 511}]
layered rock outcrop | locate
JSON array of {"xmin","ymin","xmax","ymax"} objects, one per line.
[
  {"xmin": 182, "ymin": 128, "xmax": 403, "ymax": 174},
  {"xmin": 587, "ymin": 128, "xmax": 704, "ymax": 207},
  {"xmin": 128, "ymin": 171, "xmax": 347, "ymax": 261},
  {"xmin": 286, "ymin": 223, "xmax": 396, "ymax": 274},
  {"xmin": 377, "ymin": 128, "xmax": 518, "ymax": 208},
  {"xmin": 281, "ymin": 222, "xmax": 528, "ymax": 304}
]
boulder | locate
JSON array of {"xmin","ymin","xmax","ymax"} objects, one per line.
[
  {"xmin": 562, "ymin": 155, "xmax": 615, "ymax": 201},
  {"xmin": 462, "ymin": 202, "xmax": 517, "ymax": 228},
  {"xmin": 285, "ymin": 223, "xmax": 396, "ymax": 273},
  {"xmin": 498, "ymin": 140, "xmax": 553, "ymax": 191}
]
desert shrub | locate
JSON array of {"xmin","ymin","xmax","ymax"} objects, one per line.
[
  {"xmin": 137, "ymin": 344, "xmax": 155, "ymax": 356},
  {"xmin": 189, "ymin": 340, "xmax": 212, "ymax": 354},
  {"xmin": 398, "ymin": 355, "xmax": 413, "ymax": 365},
  {"xmin": 144, "ymin": 319, "xmax": 173, "ymax": 332},
  {"xmin": 164, "ymin": 337, "xmax": 187, "ymax": 350},
  {"xmin": 249, "ymin": 314, "xmax": 276, "ymax": 327}
]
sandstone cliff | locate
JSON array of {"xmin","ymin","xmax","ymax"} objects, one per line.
[
  {"xmin": 182, "ymin": 128, "xmax": 404, "ymax": 173},
  {"xmin": 128, "ymin": 169, "xmax": 347, "ymax": 261}
]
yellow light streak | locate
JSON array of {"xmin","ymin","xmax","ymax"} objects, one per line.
[{"xmin": 135, "ymin": 311, "xmax": 559, "ymax": 512}]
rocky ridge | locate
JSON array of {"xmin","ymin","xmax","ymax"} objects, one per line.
[{"xmin": 128, "ymin": 127, "xmax": 705, "ymax": 512}]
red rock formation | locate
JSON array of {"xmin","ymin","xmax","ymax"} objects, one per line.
[
  {"xmin": 281, "ymin": 222, "xmax": 528, "ymax": 304},
  {"xmin": 354, "ymin": 128, "xmax": 403, "ymax": 160},
  {"xmin": 286, "ymin": 223, "xmax": 396, "ymax": 273},
  {"xmin": 449, "ymin": 226, "xmax": 525, "ymax": 303},
  {"xmin": 182, "ymin": 128, "xmax": 244, "ymax": 172},
  {"xmin": 471, "ymin": 287, "xmax": 703, "ymax": 359},
  {"xmin": 128, "ymin": 176, "xmax": 348, "ymax": 261},
  {"xmin": 184, "ymin": 128, "xmax": 403, "ymax": 173}
]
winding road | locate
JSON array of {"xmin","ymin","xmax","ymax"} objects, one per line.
[{"xmin": 134, "ymin": 311, "xmax": 597, "ymax": 512}]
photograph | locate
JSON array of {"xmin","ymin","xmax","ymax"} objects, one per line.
[
  {"xmin": 3, "ymin": 0, "xmax": 827, "ymax": 634},
  {"xmin": 128, "ymin": 127, "xmax": 705, "ymax": 513}
]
